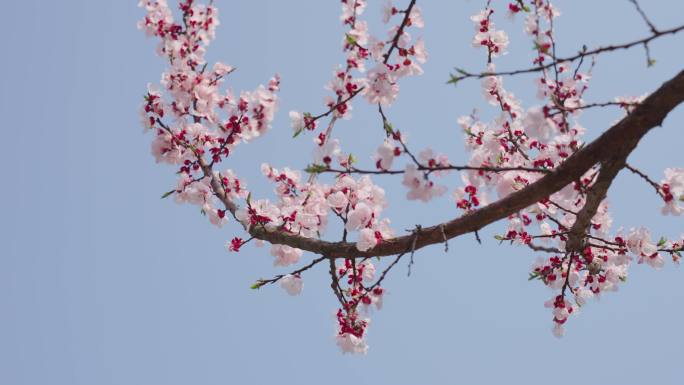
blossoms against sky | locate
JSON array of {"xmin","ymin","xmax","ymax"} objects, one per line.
[{"xmin": 139, "ymin": 0, "xmax": 684, "ymax": 353}]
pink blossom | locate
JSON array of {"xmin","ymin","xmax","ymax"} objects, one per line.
[
  {"xmin": 174, "ymin": 175, "xmax": 212, "ymax": 206},
  {"xmin": 661, "ymin": 168, "xmax": 684, "ymax": 216},
  {"xmin": 382, "ymin": 0, "xmax": 395, "ymax": 23},
  {"xmin": 348, "ymin": 20, "xmax": 369, "ymax": 47},
  {"xmin": 409, "ymin": 6, "xmax": 424, "ymax": 28},
  {"xmin": 212, "ymin": 62, "xmax": 234, "ymax": 77},
  {"xmin": 236, "ymin": 199, "xmax": 282, "ymax": 229},
  {"xmin": 314, "ymin": 138, "xmax": 341, "ymax": 166},
  {"xmin": 364, "ymin": 64, "xmax": 399, "ymax": 106},
  {"xmin": 412, "ymin": 37, "xmax": 428, "ymax": 64},
  {"xmin": 327, "ymin": 191, "xmax": 349, "ymax": 211},
  {"xmin": 360, "ymin": 260, "xmax": 376, "ymax": 282},
  {"xmin": 340, "ymin": 0, "xmax": 366, "ymax": 22},
  {"xmin": 367, "ymin": 36, "xmax": 386, "ymax": 61},
  {"xmin": 336, "ymin": 333, "xmax": 368, "ymax": 354},
  {"xmin": 356, "ymin": 228, "xmax": 378, "ymax": 252},
  {"xmin": 523, "ymin": 107, "xmax": 553, "ymax": 141},
  {"xmin": 418, "ymin": 148, "xmax": 449, "ymax": 177},
  {"xmin": 203, "ymin": 203, "xmax": 227, "ymax": 227},
  {"xmin": 289, "ymin": 111, "xmax": 306, "ymax": 134},
  {"xmin": 280, "ymin": 274, "xmax": 303, "ymax": 296},
  {"xmin": 270, "ymin": 245, "xmax": 303, "ymax": 267},
  {"xmin": 347, "ymin": 202, "xmax": 373, "ymax": 231},
  {"xmin": 402, "ymin": 164, "xmax": 447, "ymax": 202},
  {"xmin": 375, "ymin": 140, "xmax": 397, "ymax": 170}
]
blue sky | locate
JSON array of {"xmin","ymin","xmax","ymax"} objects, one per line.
[{"xmin": 1, "ymin": 1, "xmax": 684, "ymax": 384}]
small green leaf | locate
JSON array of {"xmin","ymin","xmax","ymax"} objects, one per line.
[
  {"xmin": 678, "ymin": 194, "xmax": 684, "ymax": 202},
  {"xmin": 345, "ymin": 34, "xmax": 357, "ymax": 45},
  {"xmin": 658, "ymin": 236, "xmax": 667, "ymax": 247},
  {"xmin": 522, "ymin": 4, "xmax": 531, "ymax": 12},
  {"xmin": 494, "ymin": 235, "xmax": 504, "ymax": 241},
  {"xmin": 647, "ymin": 59, "xmax": 657, "ymax": 67},
  {"xmin": 161, "ymin": 189, "xmax": 176, "ymax": 199},
  {"xmin": 383, "ymin": 120, "xmax": 394, "ymax": 136},
  {"xmin": 447, "ymin": 69, "xmax": 468, "ymax": 85},
  {"xmin": 348, "ymin": 154, "xmax": 357, "ymax": 165},
  {"xmin": 447, "ymin": 74, "xmax": 460, "ymax": 86},
  {"xmin": 250, "ymin": 282, "xmax": 262, "ymax": 290},
  {"xmin": 305, "ymin": 164, "xmax": 328, "ymax": 174}
]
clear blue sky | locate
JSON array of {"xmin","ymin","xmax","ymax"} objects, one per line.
[{"xmin": 1, "ymin": 1, "xmax": 683, "ymax": 384}]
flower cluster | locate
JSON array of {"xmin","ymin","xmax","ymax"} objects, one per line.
[
  {"xmin": 336, "ymin": 307, "xmax": 370, "ymax": 354},
  {"xmin": 289, "ymin": 0, "xmax": 370, "ymax": 135},
  {"xmin": 530, "ymin": 225, "xmax": 683, "ymax": 336},
  {"xmin": 364, "ymin": 1, "xmax": 426, "ymax": 105},
  {"xmin": 453, "ymin": 183, "xmax": 484, "ymax": 211},
  {"xmin": 139, "ymin": 0, "xmax": 280, "ymax": 228},
  {"xmin": 333, "ymin": 258, "xmax": 385, "ymax": 354},
  {"xmin": 523, "ymin": 0, "xmax": 561, "ymax": 66},
  {"xmin": 402, "ymin": 165, "xmax": 447, "ymax": 202},
  {"xmin": 290, "ymin": 0, "xmax": 426, "ymax": 136},
  {"xmin": 459, "ymin": 0, "xmax": 681, "ymax": 337},
  {"xmin": 334, "ymin": 175, "xmax": 394, "ymax": 252},
  {"xmin": 471, "ymin": 8, "xmax": 510, "ymax": 58}
]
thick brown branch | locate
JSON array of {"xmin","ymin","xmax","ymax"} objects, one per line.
[
  {"xmin": 566, "ymin": 155, "xmax": 628, "ymax": 251},
  {"xmin": 210, "ymin": 70, "xmax": 684, "ymax": 259}
]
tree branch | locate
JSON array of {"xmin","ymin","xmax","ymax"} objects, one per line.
[
  {"xmin": 449, "ymin": 24, "xmax": 684, "ymax": 83},
  {"xmin": 210, "ymin": 70, "xmax": 684, "ymax": 259},
  {"xmin": 315, "ymin": 165, "xmax": 551, "ymax": 176},
  {"xmin": 625, "ymin": 163, "xmax": 664, "ymax": 198}
]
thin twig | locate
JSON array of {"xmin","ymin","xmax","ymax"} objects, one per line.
[
  {"xmin": 449, "ymin": 24, "xmax": 684, "ymax": 83},
  {"xmin": 628, "ymin": 0, "xmax": 658, "ymax": 33},
  {"xmin": 407, "ymin": 225, "xmax": 421, "ymax": 276},
  {"xmin": 440, "ymin": 224, "xmax": 449, "ymax": 252},
  {"xmin": 315, "ymin": 164, "xmax": 551, "ymax": 176},
  {"xmin": 252, "ymin": 256, "xmax": 327, "ymax": 289},
  {"xmin": 383, "ymin": 0, "xmax": 417, "ymax": 64},
  {"xmin": 625, "ymin": 163, "xmax": 664, "ymax": 198}
]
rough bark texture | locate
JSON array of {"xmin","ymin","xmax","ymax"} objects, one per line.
[{"xmin": 214, "ymin": 70, "xmax": 684, "ymax": 258}]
